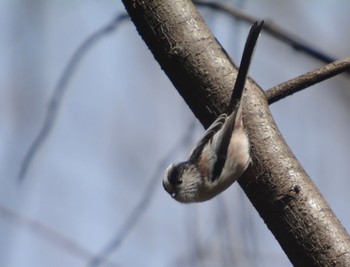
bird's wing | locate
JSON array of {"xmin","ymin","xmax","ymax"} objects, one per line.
[
  {"xmin": 189, "ymin": 113, "xmax": 227, "ymax": 162},
  {"xmin": 210, "ymin": 108, "xmax": 239, "ymax": 181}
]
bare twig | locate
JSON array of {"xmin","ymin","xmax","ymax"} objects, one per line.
[
  {"xmin": 18, "ymin": 13, "xmax": 129, "ymax": 182},
  {"xmin": 194, "ymin": 0, "xmax": 349, "ymax": 74},
  {"xmin": 88, "ymin": 121, "xmax": 197, "ymax": 267},
  {"xmin": 0, "ymin": 204, "xmax": 120, "ymax": 266},
  {"xmin": 266, "ymin": 57, "xmax": 350, "ymax": 104}
]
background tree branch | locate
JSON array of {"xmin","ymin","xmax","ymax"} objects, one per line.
[
  {"xmin": 195, "ymin": 0, "xmax": 350, "ymax": 77},
  {"xmin": 17, "ymin": 13, "xmax": 129, "ymax": 182},
  {"xmin": 122, "ymin": 0, "xmax": 350, "ymax": 266}
]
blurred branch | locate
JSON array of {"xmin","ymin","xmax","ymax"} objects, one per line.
[
  {"xmin": 238, "ymin": 190, "xmax": 260, "ymax": 266},
  {"xmin": 266, "ymin": 57, "xmax": 350, "ymax": 104},
  {"xmin": 214, "ymin": 197, "xmax": 236, "ymax": 265},
  {"xmin": 18, "ymin": 13, "xmax": 129, "ymax": 182},
  {"xmin": 88, "ymin": 121, "xmax": 197, "ymax": 267},
  {"xmin": 194, "ymin": 0, "xmax": 350, "ymax": 76},
  {"xmin": 0, "ymin": 204, "xmax": 120, "ymax": 266}
]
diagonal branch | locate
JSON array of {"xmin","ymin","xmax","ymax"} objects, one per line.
[
  {"xmin": 266, "ymin": 57, "xmax": 350, "ymax": 104},
  {"xmin": 0, "ymin": 204, "xmax": 120, "ymax": 266},
  {"xmin": 88, "ymin": 121, "xmax": 197, "ymax": 267},
  {"xmin": 122, "ymin": 0, "xmax": 350, "ymax": 266},
  {"xmin": 18, "ymin": 13, "xmax": 129, "ymax": 182}
]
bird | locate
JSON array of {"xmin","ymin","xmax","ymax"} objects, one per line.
[{"xmin": 163, "ymin": 21, "xmax": 264, "ymax": 203}]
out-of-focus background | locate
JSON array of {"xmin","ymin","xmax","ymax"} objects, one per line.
[{"xmin": 1, "ymin": 1, "xmax": 349, "ymax": 266}]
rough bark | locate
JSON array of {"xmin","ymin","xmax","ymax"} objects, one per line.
[{"xmin": 122, "ymin": 0, "xmax": 350, "ymax": 266}]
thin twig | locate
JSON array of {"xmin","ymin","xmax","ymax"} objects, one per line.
[
  {"xmin": 18, "ymin": 13, "xmax": 129, "ymax": 182},
  {"xmin": 194, "ymin": 0, "xmax": 349, "ymax": 75},
  {"xmin": 266, "ymin": 57, "xmax": 350, "ymax": 104},
  {"xmin": 88, "ymin": 121, "xmax": 197, "ymax": 267},
  {"xmin": 0, "ymin": 204, "xmax": 120, "ymax": 266}
]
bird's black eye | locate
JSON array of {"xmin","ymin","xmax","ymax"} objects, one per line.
[{"xmin": 177, "ymin": 179, "xmax": 183, "ymax": 185}]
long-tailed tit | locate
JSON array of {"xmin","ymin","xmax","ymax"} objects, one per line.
[{"xmin": 163, "ymin": 21, "xmax": 264, "ymax": 203}]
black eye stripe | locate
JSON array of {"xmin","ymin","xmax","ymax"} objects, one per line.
[{"xmin": 168, "ymin": 163, "xmax": 185, "ymax": 186}]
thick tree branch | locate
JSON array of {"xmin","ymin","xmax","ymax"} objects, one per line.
[
  {"xmin": 266, "ymin": 57, "xmax": 350, "ymax": 104},
  {"xmin": 122, "ymin": 0, "xmax": 350, "ymax": 266}
]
